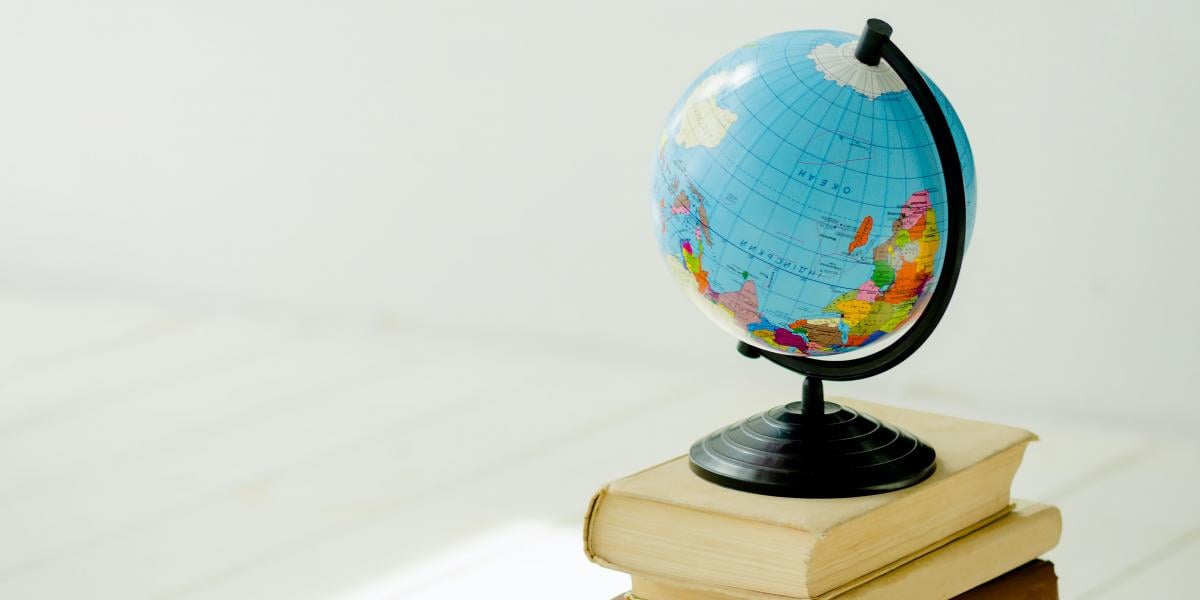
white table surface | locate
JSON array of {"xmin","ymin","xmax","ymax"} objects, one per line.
[{"xmin": 0, "ymin": 289, "xmax": 1196, "ymax": 600}]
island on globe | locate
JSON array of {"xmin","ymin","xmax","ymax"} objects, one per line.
[{"xmin": 653, "ymin": 29, "xmax": 976, "ymax": 357}]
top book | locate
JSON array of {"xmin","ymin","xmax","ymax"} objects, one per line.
[{"xmin": 584, "ymin": 399, "xmax": 1036, "ymax": 599}]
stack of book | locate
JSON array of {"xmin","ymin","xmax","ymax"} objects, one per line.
[{"xmin": 584, "ymin": 400, "xmax": 1061, "ymax": 599}]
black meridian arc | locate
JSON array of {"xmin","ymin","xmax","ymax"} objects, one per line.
[{"xmin": 737, "ymin": 18, "xmax": 968, "ymax": 382}]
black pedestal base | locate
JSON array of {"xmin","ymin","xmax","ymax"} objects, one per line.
[{"xmin": 688, "ymin": 400, "xmax": 936, "ymax": 498}]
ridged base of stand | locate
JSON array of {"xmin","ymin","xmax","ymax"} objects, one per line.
[{"xmin": 688, "ymin": 401, "xmax": 936, "ymax": 498}]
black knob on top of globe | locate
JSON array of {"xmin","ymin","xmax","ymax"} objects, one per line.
[{"xmin": 651, "ymin": 19, "xmax": 973, "ymax": 497}]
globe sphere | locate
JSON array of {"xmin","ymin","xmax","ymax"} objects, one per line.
[{"xmin": 653, "ymin": 29, "xmax": 976, "ymax": 357}]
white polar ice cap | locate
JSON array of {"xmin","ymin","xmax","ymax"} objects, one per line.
[{"xmin": 808, "ymin": 40, "xmax": 906, "ymax": 100}]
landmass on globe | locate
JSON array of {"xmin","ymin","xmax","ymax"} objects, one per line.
[{"xmin": 660, "ymin": 144, "xmax": 939, "ymax": 355}]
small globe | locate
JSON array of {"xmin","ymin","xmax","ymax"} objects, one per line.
[{"xmin": 653, "ymin": 29, "xmax": 976, "ymax": 357}]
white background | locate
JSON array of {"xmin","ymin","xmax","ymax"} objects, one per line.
[
  {"xmin": 1, "ymin": 1, "xmax": 1198, "ymax": 598},
  {"xmin": 2, "ymin": 0, "xmax": 1198, "ymax": 424}
]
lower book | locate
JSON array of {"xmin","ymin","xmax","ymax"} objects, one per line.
[
  {"xmin": 618, "ymin": 502, "xmax": 1060, "ymax": 600},
  {"xmin": 614, "ymin": 560, "xmax": 1058, "ymax": 600}
]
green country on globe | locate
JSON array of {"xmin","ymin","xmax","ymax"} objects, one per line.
[{"xmin": 653, "ymin": 29, "xmax": 976, "ymax": 357}]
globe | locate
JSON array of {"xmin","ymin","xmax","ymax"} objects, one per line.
[{"xmin": 653, "ymin": 29, "xmax": 976, "ymax": 357}]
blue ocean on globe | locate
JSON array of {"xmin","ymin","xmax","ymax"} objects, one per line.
[{"xmin": 652, "ymin": 29, "xmax": 976, "ymax": 357}]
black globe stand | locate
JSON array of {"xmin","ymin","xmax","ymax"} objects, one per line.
[
  {"xmin": 689, "ymin": 346, "xmax": 937, "ymax": 498},
  {"xmin": 688, "ymin": 19, "xmax": 967, "ymax": 498}
]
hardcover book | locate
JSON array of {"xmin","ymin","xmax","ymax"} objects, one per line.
[{"xmin": 585, "ymin": 400, "xmax": 1038, "ymax": 598}]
